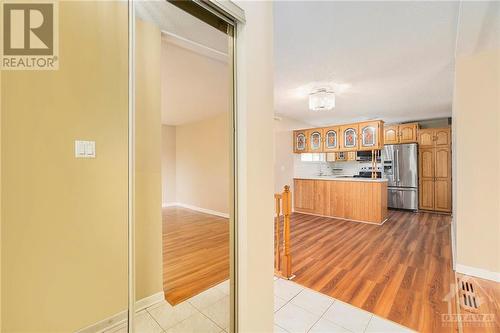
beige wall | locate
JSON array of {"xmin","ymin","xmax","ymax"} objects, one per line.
[
  {"xmin": 235, "ymin": 1, "xmax": 275, "ymax": 332},
  {"xmin": 161, "ymin": 39, "xmax": 229, "ymax": 126},
  {"xmin": 135, "ymin": 19, "xmax": 163, "ymax": 301},
  {"xmin": 454, "ymin": 48, "xmax": 500, "ymax": 275},
  {"xmin": 161, "ymin": 125, "xmax": 176, "ymax": 205},
  {"xmin": 175, "ymin": 113, "xmax": 230, "ymax": 214},
  {"xmin": 1, "ymin": 3, "xmax": 162, "ymax": 331},
  {"xmin": 1, "ymin": 2, "xmax": 128, "ymax": 331},
  {"xmin": 274, "ymin": 116, "xmax": 312, "ymax": 194}
]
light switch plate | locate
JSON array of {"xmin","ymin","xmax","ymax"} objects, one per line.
[{"xmin": 75, "ymin": 140, "xmax": 96, "ymax": 158}]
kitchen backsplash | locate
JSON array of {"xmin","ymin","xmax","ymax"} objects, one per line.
[{"xmin": 293, "ymin": 155, "xmax": 383, "ymax": 178}]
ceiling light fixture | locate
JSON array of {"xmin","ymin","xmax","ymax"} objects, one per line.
[{"xmin": 309, "ymin": 87, "xmax": 335, "ymax": 111}]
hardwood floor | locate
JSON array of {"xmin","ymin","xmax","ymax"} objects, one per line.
[
  {"xmin": 281, "ymin": 210, "xmax": 457, "ymax": 332},
  {"xmin": 163, "ymin": 206, "xmax": 229, "ymax": 305}
]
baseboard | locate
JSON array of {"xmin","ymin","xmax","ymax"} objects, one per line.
[
  {"xmin": 456, "ymin": 264, "xmax": 500, "ymax": 283},
  {"xmin": 75, "ymin": 292, "xmax": 165, "ymax": 333},
  {"xmin": 162, "ymin": 202, "xmax": 229, "ymax": 219}
]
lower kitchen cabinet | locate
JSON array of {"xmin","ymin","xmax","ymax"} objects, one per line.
[
  {"xmin": 293, "ymin": 179, "xmax": 316, "ymax": 213},
  {"xmin": 293, "ymin": 178, "xmax": 388, "ymax": 224}
]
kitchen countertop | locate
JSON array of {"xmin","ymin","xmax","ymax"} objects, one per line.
[{"xmin": 294, "ymin": 176, "xmax": 388, "ymax": 183}]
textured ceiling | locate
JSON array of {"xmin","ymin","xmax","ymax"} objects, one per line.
[{"xmin": 273, "ymin": 1, "xmax": 460, "ymax": 126}]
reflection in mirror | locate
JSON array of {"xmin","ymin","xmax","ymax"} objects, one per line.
[{"xmin": 131, "ymin": 1, "xmax": 233, "ymax": 332}]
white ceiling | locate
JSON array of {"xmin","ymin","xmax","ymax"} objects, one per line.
[
  {"xmin": 273, "ymin": 1, "xmax": 461, "ymax": 126},
  {"xmin": 136, "ymin": 0, "xmax": 228, "ymax": 53}
]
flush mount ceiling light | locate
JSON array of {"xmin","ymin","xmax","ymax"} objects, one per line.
[{"xmin": 309, "ymin": 87, "xmax": 335, "ymax": 111}]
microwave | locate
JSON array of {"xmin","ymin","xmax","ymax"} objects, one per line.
[{"xmin": 356, "ymin": 150, "xmax": 381, "ymax": 162}]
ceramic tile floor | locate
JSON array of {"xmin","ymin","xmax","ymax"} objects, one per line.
[
  {"xmin": 104, "ymin": 280, "xmax": 229, "ymax": 333},
  {"xmin": 103, "ymin": 277, "xmax": 415, "ymax": 333},
  {"xmin": 273, "ymin": 276, "xmax": 416, "ymax": 333}
]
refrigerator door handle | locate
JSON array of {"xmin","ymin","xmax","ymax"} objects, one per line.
[{"xmin": 394, "ymin": 149, "xmax": 400, "ymax": 184}]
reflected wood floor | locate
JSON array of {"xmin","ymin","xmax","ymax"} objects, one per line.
[
  {"xmin": 282, "ymin": 210, "xmax": 457, "ymax": 332},
  {"xmin": 163, "ymin": 206, "xmax": 229, "ymax": 305}
]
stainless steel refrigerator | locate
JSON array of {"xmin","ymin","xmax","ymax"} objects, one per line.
[{"xmin": 382, "ymin": 143, "xmax": 418, "ymax": 210}]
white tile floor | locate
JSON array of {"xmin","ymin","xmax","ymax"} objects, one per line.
[
  {"xmin": 102, "ymin": 277, "xmax": 414, "ymax": 333},
  {"xmin": 273, "ymin": 277, "xmax": 416, "ymax": 333},
  {"xmin": 104, "ymin": 280, "xmax": 229, "ymax": 333}
]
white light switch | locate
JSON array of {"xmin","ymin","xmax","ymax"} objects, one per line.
[{"xmin": 75, "ymin": 140, "xmax": 96, "ymax": 158}]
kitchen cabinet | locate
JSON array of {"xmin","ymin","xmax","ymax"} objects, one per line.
[
  {"xmin": 340, "ymin": 124, "xmax": 359, "ymax": 151},
  {"xmin": 293, "ymin": 179, "xmax": 316, "ymax": 213},
  {"xmin": 384, "ymin": 123, "xmax": 419, "ymax": 145},
  {"xmin": 418, "ymin": 130, "xmax": 452, "ymax": 213},
  {"xmin": 359, "ymin": 121, "xmax": 384, "ymax": 150},
  {"xmin": 293, "ymin": 130, "xmax": 307, "ymax": 153},
  {"xmin": 323, "ymin": 126, "xmax": 340, "ymax": 152},
  {"xmin": 307, "ymin": 128, "xmax": 323, "ymax": 153},
  {"xmin": 294, "ymin": 178, "xmax": 388, "ymax": 224},
  {"xmin": 399, "ymin": 123, "xmax": 419, "ymax": 143},
  {"xmin": 418, "ymin": 128, "xmax": 451, "ymax": 147},
  {"xmin": 384, "ymin": 125, "xmax": 399, "ymax": 144}
]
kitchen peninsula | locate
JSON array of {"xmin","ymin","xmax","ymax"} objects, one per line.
[{"xmin": 294, "ymin": 177, "xmax": 388, "ymax": 224}]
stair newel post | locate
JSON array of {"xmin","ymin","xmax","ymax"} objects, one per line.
[
  {"xmin": 283, "ymin": 185, "xmax": 292, "ymax": 279},
  {"xmin": 274, "ymin": 193, "xmax": 282, "ymax": 272}
]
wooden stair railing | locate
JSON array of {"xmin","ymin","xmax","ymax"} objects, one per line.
[{"xmin": 274, "ymin": 185, "xmax": 294, "ymax": 280}]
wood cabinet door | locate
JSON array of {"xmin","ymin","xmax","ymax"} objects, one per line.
[
  {"xmin": 434, "ymin": 178, "xmax": 452, "ymax": 212},
  {"xmin": 399, "ymin": 123, "xmax": 419, "ymax": 143},
  {"xmin": 313, "ymin": 180, "xmax": 328, "ymax": 215},
  {"xmin": 419, "ymin": 148, "xmax": 435, "ymax": 179},
  {"xmin": 347, "ymin": 151, "xmax": 356, "ymax": 161},
  {"xmin": 418, "ymin": 129, "xmax": 435, "ymax": 147},
  {"xmin": 293, "ymin": 130, "xmax": 307, "ymax": 153},
  {"xmin": 359, "ymin": 121, "xmax": 381, "ymax": 150},
  {"xmin": 435, "ymin": 148, "xmax": 451, "ymax": 179},
  {"xmin": 323, "ymin": 127, "xmax": 340, "ymax": 152},
  {"xmin": 307, "ymin": 128, "xmax": 324, "ymax": 153},
  {"xmin": 293, "ymin": 179, "xmax": 315, "ymax": 213},
  {"xmin": 384, "ymin": 125, "xmax": 399, "ymax": 144},
  {"xmin": 340, "ymin": 124, "xmax": 359, "ymax": 151},
  {"xmin": 435, "ymin": 128, "xmax": 451, "ymax": 147},
  {"xmin": 419, "ymin": 178, "xmax": 435, "ymax": 211}
]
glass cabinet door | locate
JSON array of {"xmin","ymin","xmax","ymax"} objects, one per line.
[
  {"xmin": 308, "ymin": 129, "xmax": 322, "ymax": 152},
  {"xmin": 342, "ymin": 126, "xmax": 358, "ymax": 150},
  {"xmin": 361, "ymin": 126, "xmax": 376, "ymax": 147},
  {"xmin": 294, "ymin": 131, "xmax": 307, "ymax": 153},
  {"xmin": 324, "ymin": 127, "xmax": 339, "ymax": 151}
]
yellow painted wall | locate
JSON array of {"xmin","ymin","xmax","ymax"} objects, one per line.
[
  {"xmin": 454, "ymin": 48, "xmax": 500, "ymax": 274},
  {"xmin": 135, "ymin": 19, "xmax": 163, "ymax": 301},
  {"xmin": 175, "ymin": 113, "xmax": 230, "ymax": 214},
  {"xmin": 1, "ymin": 2, "xmax": 162, "ymax": 331}
]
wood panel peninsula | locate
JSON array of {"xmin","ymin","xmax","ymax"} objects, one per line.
[{"xmin": 294, "ymin": 177, "xmax": 388, "ymax": 224}]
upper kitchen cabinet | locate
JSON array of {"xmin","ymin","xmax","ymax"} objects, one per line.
[
  {"xmin": 435, "ymin": 128, "xmax": 451, "ymax": 146},
  {"xmin": 293, "ymin": 130, "xmax": 307, "ymax": 153},
  {"xmin": 384, "ymin": 123, "xmax": 419, "ymax": 145},
  {"xmin": 340, "ymin": 124, "xmax": 359, "ymax": 151},
  {"xmin": 359, "ymin": 120, "xmax": 384, "ymax": 150},
  {"xmin": 418, "ymin": 128, "xmax": 451, "ymax": 147},
  {"xmin": 323, "ymin": 126, "xmax": 340, "ymax": 152},
  {"xmin": 399, "ymin": 123, "xmax": 419, "ymax": 143},
  {"xmin": 307, "ymin": 128, "xmax": 323, "ymax": 153},
  {"xmin": 383, "ymin": 125, "xmax": 399, "ymax": 144}
]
